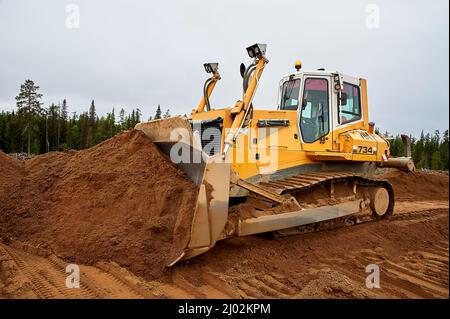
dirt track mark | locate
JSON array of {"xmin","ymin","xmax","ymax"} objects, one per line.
[
  {"xmin": 222, "ymin": 272, "xmax": 299, "ymax": 299},
  {"xmin": 78, "ymin": 266, "xmax": 146, "ymax": 299},
  {"xmin": 4, "ymin": 245, "xmax": 97, "ymax": 298},
  {"xmin": 394, "ymin": 200, "xmax": 449, "ymax": 214},
  {"xmin": 200, "ymin": 272, "xmax": 241, "ymax": 298},
  {"xmin": 0, "ymin": 243, "xmax": 155, "ymax": 299},
  {"xmin": 352, "ymin": 246, "xmax": 448, "ymax": 298},
  {"xmin": 153, "ymin": 271, "xmax": 239, "ymax": 299}
]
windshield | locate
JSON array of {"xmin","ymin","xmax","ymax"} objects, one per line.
[{"xmin": 280, "ymin": 79, "xmax": 300, "ymax": 110}]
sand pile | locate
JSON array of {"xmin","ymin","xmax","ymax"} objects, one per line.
[
  {"xmin": 0, "ymin": 150, "xmax": 25, "ymax": 197},
  {"xmin": 293, "ymin": 269, "xmax": 380, "ymax": 299},
  {"xmin": 380, "ymin": 170, "xmax": 449, "ymax": 201},
  {"xmin": 0, "ymin": 130, "xmax": 198, "ymax": 279}
]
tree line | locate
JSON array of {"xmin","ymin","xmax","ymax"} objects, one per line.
[{"xmin": 0, "ymin": 79, "xmax": 171, "ymax": 155}]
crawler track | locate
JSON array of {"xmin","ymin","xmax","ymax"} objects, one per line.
[
  {"xmin": 255, "ymin": 171, "xmax": 395, "ymax": 234},
  {"xmin": 259, "ymin": 171, "xmax": 393, "ymax": 199}
]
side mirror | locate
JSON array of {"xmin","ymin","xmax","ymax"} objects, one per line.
[
  {"xmin": 240, "ymin": 63, "xmax": 246, "ymax": 78},
  {"xmin": 339, "ymin": 92, "xmax": 347, "ymax": 106}
]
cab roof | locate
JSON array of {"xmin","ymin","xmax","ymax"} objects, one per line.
[{"xmin": 280, "ymin": 70, "xmax": 358, "ymax": 83}]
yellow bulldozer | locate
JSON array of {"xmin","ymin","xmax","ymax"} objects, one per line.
[{"xmin": 136, "ymin": 43, "xmax": 414, "ymax": 266}]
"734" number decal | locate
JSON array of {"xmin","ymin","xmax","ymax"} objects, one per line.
[{"xmin": 355, "ymin": 146, "xmax": 373, "ymax": 154}]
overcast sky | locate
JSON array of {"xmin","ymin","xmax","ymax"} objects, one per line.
[{"xmin": 0, "ymin": 0, "xmax": 448, "ymax": 136}]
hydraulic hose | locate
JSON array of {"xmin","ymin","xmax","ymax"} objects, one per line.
[
  {"xmin": 243, "ymin": 63, "xmax": 257, "ymax": 93},
  {"xmin": 203, "ymin": 78, "xmax": 213, "ymax": 111}
]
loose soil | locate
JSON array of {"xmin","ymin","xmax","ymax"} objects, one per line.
[
  {"xmin": 380, "ymin": 170, "xmax": 448, "ymax": 201},
  {"xmin": 0, "ymin": 130, "xmax": 198, "ymax": 280},
  {"xmin": 0, "ymin": 151, "xmax": 25, "ymax": 197}
]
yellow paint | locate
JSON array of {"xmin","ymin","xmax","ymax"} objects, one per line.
[
  {"xmin": 224, "ymin": 57, "xmax": 268, "ymax": 152},
  {"xmin": 360, "ymin": 78, "xmax": 370, "ymax": 129},
  {"xmin": 193, "ymin": 72, "xmax": 221, "ymax": 114}
]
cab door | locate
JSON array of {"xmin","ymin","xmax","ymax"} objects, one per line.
[{"xmin": 298, "ymin": 75, "xmax": 333, "ymax": 151}]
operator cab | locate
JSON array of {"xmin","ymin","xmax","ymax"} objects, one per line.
[{"xmin": 278, "ymin": 69, "xmax": 364, "ymax": 144}]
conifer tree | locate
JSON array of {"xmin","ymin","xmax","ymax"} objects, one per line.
[
  {"xmin": 154, "ymin": 104, "xmax": 162, "ymax": 120},
  {"xmin": 15, "ymin": 79, "xmax": 44, "ymax": 154}
]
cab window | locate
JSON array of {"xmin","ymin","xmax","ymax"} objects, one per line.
[
  {"xmin": 339, "ymin": 82, "xmax": 361, "ymax": 124},
  {"xmin": 300, "ymin": 78, "xmax": 330, "ymax": 143},
  {"xmin": 280, "ymin": 79, "xmax": 301, "ymax": 110}
]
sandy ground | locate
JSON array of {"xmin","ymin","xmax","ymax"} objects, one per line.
[{"xmin": 1, "ymin": 198, "xmax": 447, "ymax": 299}]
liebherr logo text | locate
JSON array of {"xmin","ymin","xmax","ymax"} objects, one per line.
[{"xmin": 177, "ymin": 302, "xmax": 271, "ymax": 317}]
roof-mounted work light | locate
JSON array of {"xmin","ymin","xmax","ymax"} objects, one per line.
[
  {"xmin": 203, "ymin": 63, "xmax": 219, "ymax": 74},
  {"xmin": 246, "ymin": 43, "xmax": 267, "ymax": 59}
]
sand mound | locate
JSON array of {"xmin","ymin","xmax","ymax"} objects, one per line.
[
  {"xmin": 0, "ymin": 150, "xmax": 25, "ymax": 197},
  {"xmin": 294, "ymin": 269, "xmax": 380, "ymax": 299},
  {"xmin": 0, "ymin": 130, "xmax": 198, "ymax": 279},
  {"xmin": 380, "ymin": 170, "xmax": 449, "ymax": 201}
]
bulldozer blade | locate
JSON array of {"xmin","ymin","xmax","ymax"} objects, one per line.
[
  {"xmin": 135, "ymin": 116, "xmax": 194, "ymax": 145},
  {"xmin": 135, "ymin": 117, "xmax": 231, "ymax": 265}
]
